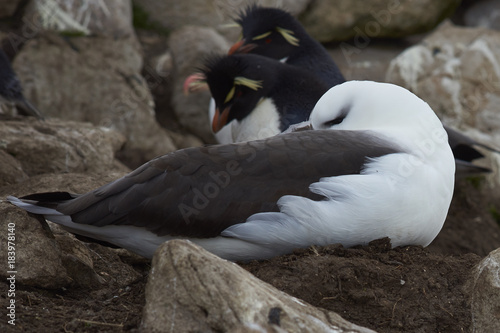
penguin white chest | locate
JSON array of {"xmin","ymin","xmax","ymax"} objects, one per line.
[{"xmin": 231, "ymin": 98, "xmax": 281, "ymax": 142}]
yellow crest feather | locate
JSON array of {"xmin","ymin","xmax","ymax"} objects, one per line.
[
  {"xmin": 234, "ymin": 76, "xmax": 263, "ymax": 90},
  {"xmin": 276, "ymin": 27, "xmax": 299, "ymax": 46}
]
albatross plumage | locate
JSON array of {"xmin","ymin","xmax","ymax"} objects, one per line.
[{"xmin": 7, "ymin": 81, "xmax": 455, "ymax": 262}]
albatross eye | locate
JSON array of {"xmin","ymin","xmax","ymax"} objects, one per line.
[
  {"xmin": 323, "ymin": 106, "xmax": 350, "ymax": 127},
  {"xmin": 324, "ymin": 115, "xmax": 346, "ymax": 127}
]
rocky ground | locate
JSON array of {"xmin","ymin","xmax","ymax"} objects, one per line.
[{"xmin": 1, "ymin": 0, "xmax": 500, "ymax": 332}]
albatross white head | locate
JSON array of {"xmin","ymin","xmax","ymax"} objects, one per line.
[{"xmin": 311, "ymin": 81, "xmax": 453, "ymax": 162}]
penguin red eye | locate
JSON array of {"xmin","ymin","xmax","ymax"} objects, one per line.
[
  {"xmin": 265, "ymin": 38, "xmax": 272, "ymax": 44},
  {"xmin": 237, "ymin": 91, "xmax": 243, "ymax": 98}
]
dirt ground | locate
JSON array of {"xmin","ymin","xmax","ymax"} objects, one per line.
[{"xmin": 0, "ymin": 178, "xmax": 499, "ymax": 333}]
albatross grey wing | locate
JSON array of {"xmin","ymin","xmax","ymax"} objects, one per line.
[{"xmin": 17, "ymin": 130, "xmax": 403, "ymax": 239}]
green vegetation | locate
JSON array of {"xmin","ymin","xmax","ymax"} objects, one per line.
[
  {"xmin": 465, "ymin": 175, "xmax": 485, "ymax": 190},
  {"xmin": 59, "ymin": 30, "xmax": 87, "ymax": 37},
  {"xmin": 132, "ymin": 2, "xmax": 170, "ymax": 36},
  {"xmin": 490, "ymin": 206, "xmax": 500, "ymax": 225}
]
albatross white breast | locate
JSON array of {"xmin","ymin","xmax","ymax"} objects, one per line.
[{"xmin": 7, "ymin": 81, "xmax": 455, "ymax": 262}]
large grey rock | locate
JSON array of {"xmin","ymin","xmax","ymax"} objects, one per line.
[
  {"xmin": 134, "ymin": 0, "xmax": 310, "ymax": 41},
  {"xmin": 13, "ymin": 34, "xmax": 176, "ymax": 166},
  {"xmin": 386, "ymin": 21, "xmax": 500, "ymax": 185},
  {"xmin": 0, "ymin": 118, "xmax": 127, "ymax": 178},
  {"xmin": 467, "ymin": 247, "xmax": 500, "ymax": 332},
  {"xmin": 142, "ymin": 240, "xmax": 376, "ymax": 333},
  {"xmin": 464, "ymin": 0, "xmax": 500, "ymax": 31},
  {"xmin": 169, "ymin": 26, "xmax": 230, "ymax": 142},
  {"xmin": 300, "ymin": 0, "xmax": 461, "ymax": 42},
  {"xmin": 0, "ymin": 171, "xmax": 137, "ymax": 289},
  {"xmin": 24, "ymin": 0, "xmax": 134, "ymax": 37},
  {"xmin": 0, "ymin": 0, "xmax": 22, "ymax": 18},
  {"xmin": 0, "ymin": 202, "xmax": 71, "ymax": 289},
  {"xmin": 0, "ymin": 149, "xmax": 28, "ymax": 187}
]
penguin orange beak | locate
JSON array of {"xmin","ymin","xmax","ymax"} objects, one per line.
[
  {"xmin": 212, "ymin": 106, "xmax": 231, "ymax": 133},
  {"xmin": 228, "ymin": 39, "xmax": 258, "ymax": 55}
]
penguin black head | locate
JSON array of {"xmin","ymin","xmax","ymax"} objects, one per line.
[
  {"xmin": 202, "ymin": 54, "xmax": 276, "ymax": 133},
  {"xmin": 229, "ymin": 6, "xmax": 303, "ymax": 60}
]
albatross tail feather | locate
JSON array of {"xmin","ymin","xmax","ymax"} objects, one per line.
[{"xmin": 6, "ymin": 195, "xmax": 75, "ymax": 227}]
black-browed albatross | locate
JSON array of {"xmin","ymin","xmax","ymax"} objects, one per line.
[{"xmin": 8, "ymin": 81, "xmax": 456, "ymax": 262}]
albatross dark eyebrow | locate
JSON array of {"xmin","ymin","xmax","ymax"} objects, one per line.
[{"xmin": 323, "ymin": 105, "xmax": 350, "ymax": 127}]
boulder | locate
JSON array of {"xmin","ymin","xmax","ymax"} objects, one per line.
[
  {"xmin": 0, "ymin": 202, "xmax": 72, "ymax": 289},
  {"xmin": 13, "ymin": 34, "xmax": 176, "ymax": 167},
  {"xmin": 467, "ymin": 247, "xmax": 500, "ymax": 332},
  {"xmin": 169, "ymin": 26, "xmax": 229, "ymax": 142},
  {"xmin": 0, "ymin": 0, "xmax": 22, "ymax": 18},
  {"xmin": 24, "ymin": 0, "xmax": 134, "ymax": 37},
  {"xmin": 141, "ymin": 239, "xmax": 376, "ymax": 333},
  {"xmin": 464, "ymin": 0, "xmax": 500, "ymax": 31},
  {"xmin": 0, "ymin": 117, "xmax": 127, "ymax": 178},
  {"xmin": 133, "ymin": 0, "xmax": 311, "ymax": 41},
  {"xmin": 386, "ymin": 21, "xmax": 500, "ymax": 186},
  {"xmin": 299, "ymin": 0, "xmax": 461, "ymax": 42},
  {"xmin": 0, "ymin": 149, "xmax": 28, "ymax": 187},
  {"xmin": 0, "ymin": 171, "xmax": 141, "ymax": 289}
]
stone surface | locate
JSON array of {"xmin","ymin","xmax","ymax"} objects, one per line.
[
  {"xmin": 0, "ymin": 171, "xmax": 127, "ymax": 198},
  {"xmin": 169, "ymin": 26, "xmax": 230, "ymax": 142},
  {"xmin": 0, "ymin": 203, "xmax": 71, "ymax": 289},
  {"xmin": 0, "ymin": 171, "xmax": 141, "ymax": 289},
  {"xmin": 24, "ymin": 0, "xmax": 134, "ymax": 37},
  {"xmin": 13, "ymin": 34, "xmax": 176, "ymax": 166},
  {"xmin": 386, "ymin": 21, "xmax": 500, "ymax": 186},
  {"xmin": 464, "ymin": 0, "xmax": 500, "ymax": 31},
  {"xmin": 0, "ymin": 0, "xmax": 22, "ymax": 18},
  {"xmin": 0, "ymin": 117, "xmax": 127, "ymax": 178},
  {"xmin": 134, "ymin": 0, "xmax": 310, "ymax": 40},
  {"xmin": 142, "ymin": 239, "xmax": 376, "ymax": 333},
  {"xmin": 467, "ymin": 247, "xmax": 500, "ymax": 332},
  {"xmin": 0, "ymin": 149, "xmax": 28, "ymax": 187},
  {"xmin": 300, "ymin": 0, "xmax": 461, "ymax": 42}
]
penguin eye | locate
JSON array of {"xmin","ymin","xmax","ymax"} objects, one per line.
[
  {"xmin": 224, "ymin": 86, "xmax": 236, "ymax": 103},
  {"xmin": 252, "ymin": 31, "xmax": 272, "ymax": 40}
]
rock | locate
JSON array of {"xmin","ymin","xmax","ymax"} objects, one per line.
[
  {"xmin": 299, "ymin": 0, "xmax": 461, "ymax": 42},
  {"xmin": 169, "ymin": 26, "xmax": 229, "ymax": 142},
  {"xmin": 13, "ymin": 34, "xmax": 176, "ymax": 166},
  {"xmin": 464, "ymin": 0, "xmax": 500, "ymax": 31},
  {"xmin": 0, "ymin": 171, "xmax": 141, "ymax": 289},
  {"xmin": 0, "ymin": 149, "xmax": 28, "ymax": 187},
  {"xmin": 0, "ymin": 117, "xmax": 127, "ymax": 177},
  {"xmin": 0, "ymin": 0, "xmax": 22, "ymax": 18},
  {"xmin": 54, "ymin": 233, "xmax": 106, "ymax": 288},
  {"xmin": 0, "ymin": 202, "xmax": 72, "ymax": 289},
  {"xmin": 386, "ymin": 21, "xmax": 500, "ymax": 186},
  {"xmin": 141, "ymin": 239, "xmax": 376, "ymax": 333},
  {"xmin": 133, "ymin": 0, "xmax": 310, "ymax": 41},
  {"xmin": 467, "ymin": 247, "xmax": 500, "ymax": 332},
  {"xmin": 24, "ymin": 0, "xmax": 134, "ymax": 37},
  {"xmin": 0, "ymin": 171, "xmax": 127, "ymax": 198}
]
